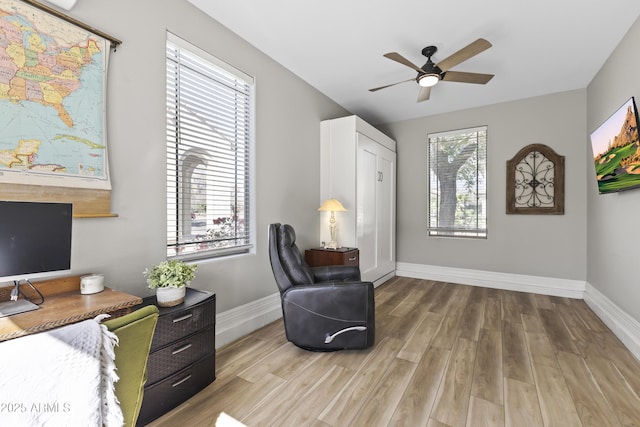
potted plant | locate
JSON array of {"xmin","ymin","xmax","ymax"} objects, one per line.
[{"xmin": 143, "ymin": 260, "xmax": 197, "ymax": 307}]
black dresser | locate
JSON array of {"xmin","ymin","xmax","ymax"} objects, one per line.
[{"xmin": 137, "ymin": 288, "xmax": 216, "ymax": 426}]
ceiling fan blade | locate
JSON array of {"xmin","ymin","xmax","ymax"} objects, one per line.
[
  {"xmin": 442, "ymin": 71, "xmax": 494, "ymax": 84},
  {"xmin": 417, "ymin": 86, "xmax": 431, "ymax": 102},
  {"xmin": 436, "ymin": 38, "xmax": 492, "ymax": 72},
  {"xmin": 383, "ymin": 52, "xmax": 424, "ymax": 73},
  {"xmin": 369, "ymin": 78, "xmax": 415, "ymax": 92}
]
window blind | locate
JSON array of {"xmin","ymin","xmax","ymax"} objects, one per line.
[
  {"xmin": 166, "ymin": 33, "xmax": 254, "ymax": 259},
  {"xmin": 427, "ymin": 126, "xmax": 487, "ymax": 238}
]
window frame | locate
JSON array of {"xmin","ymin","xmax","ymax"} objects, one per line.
[
  {"xmin": 165, "ymin": 32, "xmax": 255, "ymax": 261},
  {"xmin": 427, "ymin": 125, "xmax": 487, "ymax": 239}
]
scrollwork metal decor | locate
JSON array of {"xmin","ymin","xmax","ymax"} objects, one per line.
[{"xmin": 506, "ymin": 144, "xmax": 564, "ymax": 214}]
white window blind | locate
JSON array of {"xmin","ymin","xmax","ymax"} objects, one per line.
[
  {"xmin": 428, "ymin": 126, "xmax": 487, "ymax": 238},
  {"xmin": 166, "ymin": 33, "xmax": 254, "ymax": 259}
]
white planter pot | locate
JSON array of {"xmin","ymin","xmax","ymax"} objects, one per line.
[{"xmin": 156, "ymin": 286, "xmax": 186, "ymax": 307}]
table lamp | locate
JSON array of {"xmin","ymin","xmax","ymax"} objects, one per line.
[{"xmin": 317, "ymin": 198, "xmax": 346, "ymax": 249}]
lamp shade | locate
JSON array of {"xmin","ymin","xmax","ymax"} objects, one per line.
[{"xmin": 317, "ymin": 198, "xmax": 346, "ymax": 212}]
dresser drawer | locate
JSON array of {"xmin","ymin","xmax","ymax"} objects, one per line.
[
  {"xmin": 138, "ymin": 352, "xmax": 216, "ymax": 426},
  {"xmin": 344, "ymin": 251, "xmax": 359, "ymax": 266},
  {"xmin": 147, "ymin": 325, "xmax": 215, "ymax": 384},
  {"xmin": 150, "ymin": 296, "xmax": 216, "ymax": 351}
]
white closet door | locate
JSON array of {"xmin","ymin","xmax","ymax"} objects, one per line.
[
  {"xmin": 357, "ymin": 133, "xmax": 379, "ymax": 280},
  {"xmin": 376, "ymin": 145, "xmax": 396, "ymax": 276}
]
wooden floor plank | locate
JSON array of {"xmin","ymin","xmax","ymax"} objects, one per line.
[
  {"xmin": 427, "ymin": 282, "xmax": 457, "ymax": 314},
  {"xmin": 388, "ymin": 346, "xmax": 450, "ymax": 427},
  {"xmin": 585, "ymin": 355, "xmax": 640, "ymax": 427},
  {"xmin": 502, "ymin": 321, "xmax": 534, "ymax": 384},
  {"xmin": 431, "ymin": 289, "xmax": 470, "ymax": 350},
  {"xmin": 531, "ymin": 363, "xmax": 582, "ymax": 427},
  {"xmin": 524, "ymin": 331, "xmax": 558, "ymax": 368},
  {"xmin": 482, "ymin": 296, "xmax": 502, "ymax": 331},
  {"xmin": 521, "ymin": 313, "xmax": 545, "ymax": 334},
  {"xmin": 272, "ymin": 365, "xmax": 354, "ymax": 427},
  {"xmin": 458, "ymin": 300, "xmax": 485, "ymax": 342},
  {"xmin": 556, "ymin": 351, "xmax": 622, "ymax": 427},
  {"xmin": 501, "ymin": 291, "xmax": 522, "ymax": 324},
  {"xmin": 431, "ymin": 337, "xmax": 478, "ymax": 427},
  {"xmin": 397, "ymin": 311, "xmax": 443, "ymax": 363},
  {"xmin": 237, "ymin": 341, "xmax": 318, "ymax": 383},
  {"xmin": 472, "ymin": 328, "xmax": 503, "ymax": 405},
  {"xmin": 538, "ymin": 308, "xmax": 580, "ymax": 355},
  {"xmin": 514, "ymin": 291, "xmax": 537, "ymax": 315},
  {"xmin": 569, "ymin": 299, "xmax": 608, "ymax": 332},
  {"xmin": 533, "ymin": 293, "xmax": 554, "ymax": 310},
  {"xmin": 466, "ymin": 396, "xmax": 504, "ymax": 427},
  {"xmin": 316, "ymin": 336, "xmax": 404, "ymax": 426},
  {"xmin": 239, "ymin": 356, "xmax": 335, "ymax": 426},
  {"xmin": 349, "ymin": 358, "xmax": 417, "ymax": 427},
  {"xmin": 504, "ymin": 378, "xmax": 543, "ymax": 427}
]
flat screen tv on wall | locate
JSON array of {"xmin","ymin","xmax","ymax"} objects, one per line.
[{"xmin": 590, "ymin": 96, "xmax": 640, "ymax": 194}]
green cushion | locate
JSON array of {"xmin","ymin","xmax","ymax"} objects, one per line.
[{"xmin": 104, "ymin": 305, "xmax": 159, "ymax": 427}]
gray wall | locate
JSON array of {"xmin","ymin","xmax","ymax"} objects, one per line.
[
  {"xmin": 65, "ymin": 0, "xmax": 348, "ymax": 311},
  {"xmin": 587, "ymin": 16, "xmax": 640, "ymax": 322},
  {"xmin": 381, "ymin": 89, "xmax": 587, "ymax": 280}
]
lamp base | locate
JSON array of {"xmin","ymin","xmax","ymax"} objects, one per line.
[{"xmin": 324, "ymin": 241, "xmax": 340, "ymax": 249}]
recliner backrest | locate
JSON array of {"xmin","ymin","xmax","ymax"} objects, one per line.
[
  {"xmin": 278, "ymin": 224, "xmax": 314, "ymax": 285},
  {"xmin": 268, "ymin": 223, "xmax": 314, "ymax": 294}
]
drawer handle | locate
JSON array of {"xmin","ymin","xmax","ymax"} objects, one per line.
[
  {"xmin": 348, "ymin": 257, "xmax": 357, "ymax": 261},
  {"xmin": 172, "ymin": 374, "xmax": 192, "ymax": 388},
  {"xmin": 172, "ymin": 313, "xmax": 193, "ymax": 323},
  {"xmin": 172, "ymin": 343, "xmax": 193, "ymax": 355}
]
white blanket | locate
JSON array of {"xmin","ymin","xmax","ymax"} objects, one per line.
[{"xmin": 0, "ymin": 315, "xmax": 123, "ymax": 427}]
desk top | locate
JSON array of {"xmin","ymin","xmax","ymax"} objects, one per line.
[{"xmin": 0, "ymin": 275, "xmax": 142, "ymax": 342}]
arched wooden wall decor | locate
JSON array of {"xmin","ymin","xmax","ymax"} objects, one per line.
[{"xmin": 506, "ymin": 144, "xmax": 565, "ymax": 214}]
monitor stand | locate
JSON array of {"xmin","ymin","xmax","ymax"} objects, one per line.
[{"xmin": 0, "ymin": 299, "xmax": 39, "ymax": 318}]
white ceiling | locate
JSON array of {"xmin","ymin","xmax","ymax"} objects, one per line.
[{"xmin": 188, "ymin": 0, "xmax": 640, "ymax": 125}]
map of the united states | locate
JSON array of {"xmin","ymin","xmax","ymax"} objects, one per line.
[{"xmin": 0, "ymin": 0, "xmax": 108, "ymax": 188}]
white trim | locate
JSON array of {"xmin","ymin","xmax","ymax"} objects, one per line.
[
  {"xmin": 395, "ymin": 262, "xmax": 585, "ymax": 298},
  {"xmin": 215, "ymin": 292, "xmax": 282, "ymax": 348},
  {"xmin": 584, "ymin": 282, "xmax": 640, "ymax": 361}
]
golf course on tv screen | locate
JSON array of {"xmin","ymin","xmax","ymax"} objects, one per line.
[{"xmin": 590, "ymin": 97, "xmax": 640, "ymax": 194}]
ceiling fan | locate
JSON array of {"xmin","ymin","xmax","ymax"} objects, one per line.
[{"xmin": 369, "ymin": 38, "xmax": 495, "ymax": 102}]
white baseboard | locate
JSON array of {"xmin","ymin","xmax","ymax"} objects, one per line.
[
  {"xmin": 395, "ymin": 262, "xmax": 585, "ymax": 298},
  {"xmin": 584, "ymin": 282, "xmax": 640, "ymax": 360},
  {"xmin": 215, "ymin": 292, "xmax": 282, "ymax": 348}
]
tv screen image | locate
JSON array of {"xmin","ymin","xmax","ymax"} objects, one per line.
[{"xmin": 590, "ymin": 96, "xmax": 640, "ymax": 194}]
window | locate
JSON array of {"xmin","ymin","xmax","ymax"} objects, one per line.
[
  {"xmin": 166, "ymin": 33, "xmax": 254, "ymax": 259},
  {"xmin": 427, "ymin": 126, "xmax": 487, "ymax": 238}
]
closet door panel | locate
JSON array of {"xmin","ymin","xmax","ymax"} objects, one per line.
[
  {"xmin": 377, "ymin": 148, "xmax": 396, "ymax": 275},
  {"xmin": 357, "ymin": 134, "xmax": 378, "ymax": 280}
]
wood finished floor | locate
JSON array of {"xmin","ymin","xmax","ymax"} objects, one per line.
[{"xmin": 147, "ymin": 277, "xmax": 640, "ymax": 427}]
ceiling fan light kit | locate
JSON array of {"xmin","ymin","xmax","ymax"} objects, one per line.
[
  {"xmin": 370, "ymin": 38, "xmax": 494, "ymax": 102},
  {"xmin": 418, "ymin": 73, "xmax": 440, "ymax": 87}
]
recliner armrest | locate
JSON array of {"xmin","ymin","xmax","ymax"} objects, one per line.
[
  {"xmin": 311, "ymin": 265, "xmax": 361, "ymax": 282},
  {"xmin": 281, "ymin": 281, "xmax": 375, "ymax": 350},
  {"xmin": 283, "ymin": 281, "xmax": 373, "ymax": 323}
]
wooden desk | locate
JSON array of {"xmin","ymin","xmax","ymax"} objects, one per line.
[{"xmin": 0, "ymin": 275, "xmax": 142, "ymax": 342}]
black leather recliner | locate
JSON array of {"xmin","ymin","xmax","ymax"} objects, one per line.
[{"xmin": 268, "ymin": 223, "xmax": 375, "ymax": 351}]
